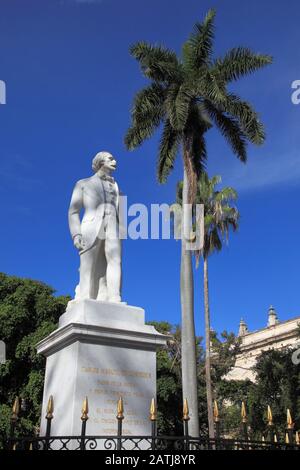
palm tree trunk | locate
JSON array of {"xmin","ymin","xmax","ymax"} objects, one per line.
[
  {"xmin": 180, "ymin": 165, "xmax": 199, "ymax": 437},
  {"xmin": 203, "ymin": 255, "xmax": 215, "ymax": 439}
]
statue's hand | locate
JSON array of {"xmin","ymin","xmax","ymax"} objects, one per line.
[{"xmin": 73, "ymin": 234, "xmax": 85, "ymax": 251}]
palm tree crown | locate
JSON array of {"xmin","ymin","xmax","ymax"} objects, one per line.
[
  {"xmin": 196, "ymin": 173, "xmax": 239, "ymax": 257},
  {"xmin": 176, "ymin": 173, "xmax": 239, "ymax": 258},
  {"xmin": 125, "ymin": 9, "xmax": 272, "ymax": 200}
]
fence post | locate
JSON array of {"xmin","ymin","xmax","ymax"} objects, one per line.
[
  {"xmin": 45, "ymin": 395, "xmax": 54, "ymax": 450},
  {"xmin": 286, "ymin": 409, "xmax": 294, "ymax": 445},
  {"xmin": 267, "ymin": 405, "xmax": 274, "ymax": 444},
  {"xmin": 182, "ymin": 399, "xmax": 190, "ymax": 451},
  {"xmin": 80, "ymin": 397, "xmax": 89, "ymax": 451},
  {"xmin": 9, "ymin": 397, "xmax": 19, "ymax": 450},
  {"xmin": 213, "ymin": 400, "xmax": 220, "ymax": 449},
  {"xmin": 241, "ymin": 402, "xmax": 248, "ymax": 448},
  {"xmin": 116, "ymin": 397, "xmax": 124, "ymax": 451},
  {"xmin": 149, "ymin": 398, "xmax": 157, "ymax": 451},
  {"xmin": 285, "ymin": 432, "xmax": 290, "ymax": 448}
]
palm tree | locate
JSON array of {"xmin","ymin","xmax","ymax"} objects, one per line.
[
  {"xmin": 176, "ymin": 174, "xmax": 239, "ymax": 438},
  {"xmin": 125, "ymin": 9, "xmax": 272, "ymax": 436},
  {"xmin": 196, "ymin": 174, "xmax": 239, "ymax": 438}
]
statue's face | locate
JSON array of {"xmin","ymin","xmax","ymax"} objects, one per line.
[{"xmin": 101, "ymin": 153, "xmax": 117, "ymax": 172}]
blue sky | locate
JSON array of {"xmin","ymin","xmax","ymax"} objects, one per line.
[{"xmin": 0, "ymin": 0, "xmax": 300, "ymax": 338}]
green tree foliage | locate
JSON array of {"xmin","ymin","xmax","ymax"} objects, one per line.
[
  {"xmin": 216, "ymin": 347, "xmax": 300, "ymax": 439},
  {"xmin": 248, "ymin": 348, "xmax": 300, "ymax": 439},
  {"xmin": 149, "ymin": 321, "xmax": 239, "ymax": 436},
  {"xmin": 210, "ymin": 331, "xmax": 241, "ymax": 385},
  {"xmin": 148, "ymin": 321, "xmax": 184, "ymax": 435},
  {"xmin": 0, "ymin": 273, "xmax": 70, "ymax": 438}
]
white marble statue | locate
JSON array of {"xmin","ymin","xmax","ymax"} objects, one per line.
[{"xmin": 68, "ymin": 151, "xmax": 122, "ymax": 302}]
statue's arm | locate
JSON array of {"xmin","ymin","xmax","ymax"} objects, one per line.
[{"xmin": 68, "ymin": 181, "xmax": 83, "ymax": 240}]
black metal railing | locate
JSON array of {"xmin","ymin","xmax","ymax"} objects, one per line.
[
  {"xmin": 3, "ymin": 435, "xmax": 300, "ymax": 451},
  {"xmin": 2, "ymin": 396, "xmax": 300, "ymax": 451}
]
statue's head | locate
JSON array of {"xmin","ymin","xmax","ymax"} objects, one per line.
[{"xmin": 92, "ymin": 151, "xmax": 117, "ymax": 173}]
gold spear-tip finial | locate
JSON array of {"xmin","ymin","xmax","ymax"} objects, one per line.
[
  {"xmin": 81, "ymin": 396, "xmax": 89, "ymax": 421},
  {"xmin": 295, "ymin": 431, "xmax": 300, "ymax": 445},
  {"xmin": 285, "ymin": 432, "xmax": 290, "ymax": 444},
  {"xmin": 46, "ymin": 395, "xmax": 54, "ymax": 419},
  {"xmin": 241, "ymin": 402, "xmax": 247, "ymax": 423},
  {"xmin": 149, "ymin": 398, "xmax": 157, "ymax": 421},
  {"xmin": 267, "ymin": 405, "xmax": 273, "ymax": 426},
  {"xmin": 213, "ymin": 400, "xmax": 219, "ymax": 423},
  {"xmin": 183, "ymin": 399, "xmax": 190, "ymax": 421},
  {"xmin": 274, "ymin": 434, "xmax": 278, "ymax": 443},
  {"xmin": 287, "ymin": 409, "xmax": 294, "ymax": 429},
  {"xmin": 117, "ymin": 397, "xmax": 124, "ymax": 420},
  {"xmin": 11, "ymin": 397, "xmax": 20, "ymax": 421},
  {"xmin": 46, "ymin": 395, "xmax": 54, "ymax": 420}
]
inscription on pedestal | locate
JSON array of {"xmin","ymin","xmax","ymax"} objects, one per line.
[
  {"xmin": 80, "ymin": 366, "xmax": 151, "ymax": 434},
  {"xmin": 77, "ymin": 345, "xmax": 155, "ymax": 436}
]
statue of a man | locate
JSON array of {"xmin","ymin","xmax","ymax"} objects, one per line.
[{"xmin": 68, "ymin": 151, "xmax": 122, "ymax": 302}]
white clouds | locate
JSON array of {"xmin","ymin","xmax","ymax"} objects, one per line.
[{"xmin": 214, "ymin": 149, "xmax": 300, "ymax": 192}]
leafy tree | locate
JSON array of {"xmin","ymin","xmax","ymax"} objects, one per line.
[
  {"xmin": 210, "ymin": 331, "xmax": 241, "ymax": 385},
  {"xmin": 0, "ymin": 273, "xmax": 69, "ymax": 439},
  {"xmin": 248, "ymin": 348, "xmax": 300, "ymax": 439},
  {"xmin": 215, "ymin": 379, "xmax": 255, "ymax": 438},
  {"xmin": 150, "ymin": 321, "xmax": 239, "ymax": 437},
  {"xmin": 125, "ymin": 8, "xmax": 272, "ymax": 435},
  {"xmin": 148, "ymin": 321, "xmax": 185, "ymax": 435},
  {"xmin": 217, "ymin": 347, "xmax": 300, "ymax": 440}
]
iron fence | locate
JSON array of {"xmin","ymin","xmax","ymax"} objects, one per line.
[
  {"xmin": 3, "ymin": 435, "xmax": 300, "ymax": 451},
  {"xmin": 2, "ymin": 396, "xmax": 300, "ymax": 451}
]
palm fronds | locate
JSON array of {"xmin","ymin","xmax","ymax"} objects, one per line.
[
  {"xmin": 214, "ymin": 47, "xmax": 273, "ymax": 83},
  {"xmin": 183, "ymin": 9, "xmax": 216, "ymax": 71},
  {"xmin": 124, "ymin": 83, "xmax": 165, "ymax": 149},
  {"xmin": 203, "ymin": 101, "xmax": 248, "ymax": 162},
  {"xmin": 130, "ymin": 42, "xmax": 181, "ymax": 83},
  {"xmin": 157, "ymin": 120, "xmax": 181, "ymax": 183}
]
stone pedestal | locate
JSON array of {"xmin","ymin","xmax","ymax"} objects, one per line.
[{"xmin": 37, "ymin": 300, "xmax": 168, "ymax": 440}]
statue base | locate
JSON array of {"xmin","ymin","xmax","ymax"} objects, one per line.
[{"xmin": 37, "ymin": 300, "xmax": 168, "ymax": 444}]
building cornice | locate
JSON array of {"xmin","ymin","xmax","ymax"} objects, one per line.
[{"xmin": 239, "ymin": 318, "xmax": 300, "ymax": 354}]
